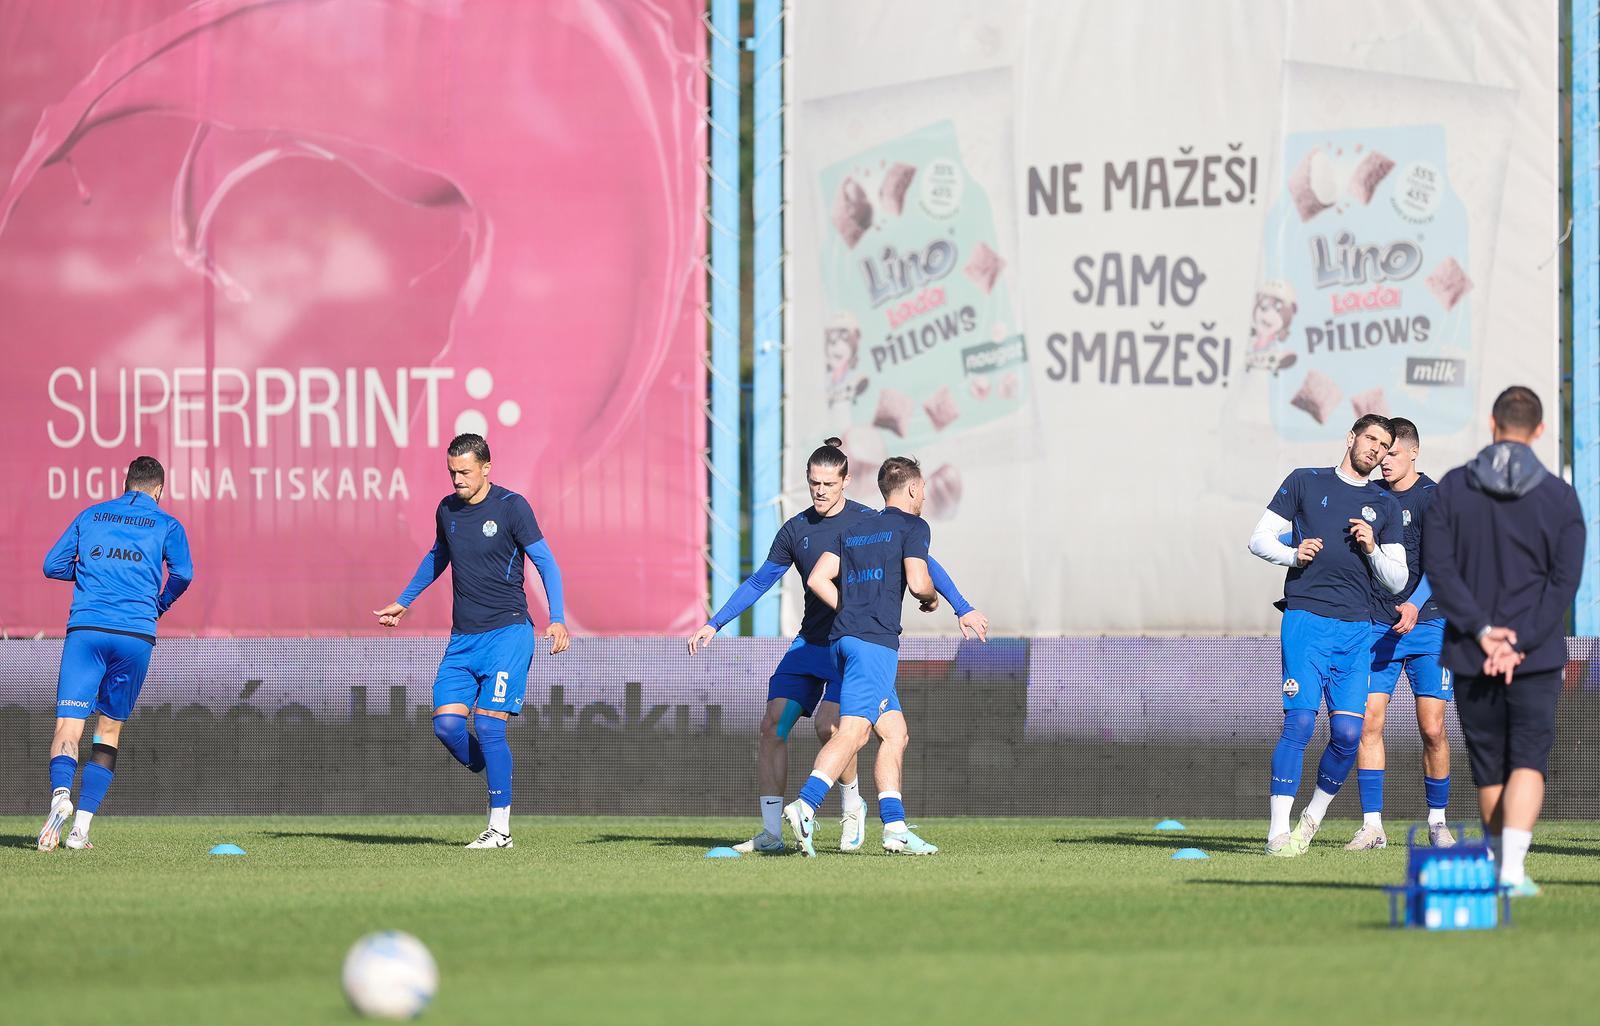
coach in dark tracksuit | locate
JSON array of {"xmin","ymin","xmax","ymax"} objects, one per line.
[{"xmin": 1423, "ymin": 386, "xmax": 1585, "ymax": 896}]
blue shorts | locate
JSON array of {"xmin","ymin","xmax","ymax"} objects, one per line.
[
  {"xmin": 56, "ymin": 629, "xmax": 154, "ymax": 721},
  {"xmin": 433, "ymin": 622, "xmax": 535, "ymax": 715},
  {"xmin": 1369, "ymin": 618, "xmax": 1453, "ymax": 701},
  {"xmin": 768, "ymin": 638, "xmax": 842, "ymax": 715},
  {"xmin": 831, "ymin": 637, "xmax": 901, "ymax": 723},
  {"xmin": 1280, "ymin": 610, "xmax": 1370, "ymax": 715}
]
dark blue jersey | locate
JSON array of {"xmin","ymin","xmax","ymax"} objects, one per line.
[
  {"xmin": 397, "ymin": 484, "xmax": 565, "ymax": 635},
  {"xmin": 826, "ymin": 507, "xmax": 932, "ymax": 651},
  {"xmin": 1267, "ymin": 467, "xmax": 1402, "ymax": 622},
  {"xmin": 1371, "ymin": 473, "xmax": 1442, "ymax": 623},
  {"xmin": 765, "ymin": 500, "xmax": 874, "ymax": 645},
  {"xmin": 42, "ymin": 490, "xmax": 193, "ymax": 639}
]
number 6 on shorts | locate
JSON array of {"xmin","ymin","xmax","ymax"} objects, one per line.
[{"xmin": 492, "ymin": 671, "xmax": 509, "ymax": 702}]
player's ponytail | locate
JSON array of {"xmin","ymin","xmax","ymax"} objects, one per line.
[{"xmin": 808, "ymin": 437, "xmax": 848, "ymax": 478}]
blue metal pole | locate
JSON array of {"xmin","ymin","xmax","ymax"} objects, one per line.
[
  {"xmin": 708, "ymin": 0, "xmax": 742, "ymax": 631},
  {"xmin": 1575, "ymin": 0, "xmax": 1599, "ymax": 633},
  {"xmin": 750, "ymin": 0, "xmax": 785, "ymax": 635}
]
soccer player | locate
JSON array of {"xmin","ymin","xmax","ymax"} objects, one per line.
[
  {"xmin": 687, "ymin": 439, "xmax": 987, "ymax": 854},
  {"xmin": 785, "ymin": 456, "xmax": 950, "ymax": 857},
  {"xmin": 372, "ymin": 433, "xmax": 568, "ymax": 849},
  {"xmin": 1247, "ymin": 415, "xmax": 1408, "ymax": 856},
  {"xmin": 1346, "ymin": 417, "xmax": 1456, "ymax": 851},
  {"xmin": 38, "ymin": 456, "xmax": 193, "ymax": 851}
]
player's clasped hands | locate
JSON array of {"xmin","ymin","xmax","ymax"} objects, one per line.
[
  {"xmin": 1294, "ymin": 537, "xmax": 1323, "ymax": 567},
  {"xmin": 1346, "ymin": 518, "xmax": 1376, "ymax": 553},
  {"xmin": 1479, "ymin": 625, "xmax": 1522, "ymax": 683}
]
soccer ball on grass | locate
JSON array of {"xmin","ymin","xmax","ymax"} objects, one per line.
[{"xmin": 341, "ymin": 930, "xmax": 438, "ymax": 1020}]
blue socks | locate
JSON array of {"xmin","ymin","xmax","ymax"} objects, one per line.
[
  {"xmin": 1315, "ymin": 713, "xmax": 1362, "ymax": 794},
  {"xmin": 879, "ymin": 793, "xmax": 907, "ymax": 828},
  {"xmin": 432, "ymin": 714, "xmax": 486, "ymax": 773},
  {"xmin": 476, "ymin": 716, "xmax": 512, "ymax": 809},
  {"xmin": 79, "ymin": 763, "xmax": 114, "ymax": 814},
  {"xmin": 1358, "ymin": 768, "xmax": 1385, "ymax": 815},
  {"xmin": 1425, "ymin": 774, "xmax": 1450, "ymax": 811},
  {"xmin": 1270, "ymin": 710, "xmax": 1316, "ymax": 797},
  {"xmin": 797, "ymin": 772, "xmax": 833, "ymax": 814},
  {"xmin": 49, "ymin": 755, "xmax": 77, "ymax": 792}
]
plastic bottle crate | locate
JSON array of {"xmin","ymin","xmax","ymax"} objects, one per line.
[{"xmin": 1383, "ymin": 823, "xmax": 1512, "ymax": 931}]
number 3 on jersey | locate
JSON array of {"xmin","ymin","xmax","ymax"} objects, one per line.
[{"xmin": 493, "ymin": 671, "xmax": 509, "ymax": 702}]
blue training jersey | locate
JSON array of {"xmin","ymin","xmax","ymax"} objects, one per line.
[
  {"xmin": 826, "ymin": 506, "xmax": 932, "ymax": 651},
  {"xmin": 765, "ymin": 499, "xmax": 874, "ymax": 645},
  {"xmin": 42, "ymin": 490, "xmax": 193, "ymax": 639},
  {"xmin": 1267, "ymin": 467, "xmax": 1402, "ymax": 622},
  {"xmin": 397, "ymin": 484, "xmax": 565, "ymax": 635},
  {"xmin": 1371, "ymin": 473, "xmax": 1442, "ymax": 624}
]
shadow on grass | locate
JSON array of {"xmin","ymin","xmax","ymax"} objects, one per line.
[
  {"xmin": 1055, "ymin": 833, "xmax": 1263, "ymax": 854},
  {"xmin": 1, "ymin": 834, "xmax": 39, "ymax": 850},
  {"xmin": 582, "ymin": 833, "xmax": 753, "ymax": 850},
  {"xmin": 1188, "ymin": 879, "xmax": 1387, "ymax": 892},
  {"xmin": 257, "ymin": 830, "xmax": 456, "ymax": 847},
  {"xmin": 1539, "ymin": 879, "xmax": 1600, "ymax": 887},
  {"xmin": 1537, "ymin": 842, "xmax": 1600, "ymax": 858}
]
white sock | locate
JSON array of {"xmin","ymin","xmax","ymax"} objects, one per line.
[
  {"xmin": 760, "ymin": 795, "xmax": 783, "ymax": 836},
  {"xmin": 1303, "ymin": 787, "xmax": 1336, "ymax": 824},
  {"xmin": 1363, "ymin": 811, "xmax": 1382, "ymax": 829},
  {"xmin": 1427, "ymin": 806, "xmax": 1447, "ymax": 826},
  {"xmin": 839, "ymin": 777, "xmax": 865, "ymax": 811},
  {"xmin": 1500, "ymin": 827, "xmax": 1532, "ymax": 885},
  {"xmin": 1269, "ymin": 795, "xmax": 1294, "ymax": 838},
  {"xmin": 489, "ymin": 805, "xmax": 510, "ymax": 835},
  {"xmin": 72, "ymin": 810, "xmax": 94, "ymax": 834}
]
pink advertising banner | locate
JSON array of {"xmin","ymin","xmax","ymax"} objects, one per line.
[{"xmin": 0, "ymin": 0, "xmax": 708, "ymax": 636}]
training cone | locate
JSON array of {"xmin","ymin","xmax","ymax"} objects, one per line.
[
  {"xmin": 1171, "ymin": 848, "xmax": 1209, "ymax": 860},
  {"xmin": 704, "ymin": 846, "xmax": 742, "ymax": 859},
  {"xmin": 209, "ymin": 843, "xmax": 247, "ymax": 856},
  {"xmin": 1154, "ymin": 819, "xmax": 1186, "ymax": 831}
]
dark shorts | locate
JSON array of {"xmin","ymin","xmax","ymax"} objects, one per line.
[{"xmin": 1454, "ymin": 667, "xmax": 1562, "ymax": 786}]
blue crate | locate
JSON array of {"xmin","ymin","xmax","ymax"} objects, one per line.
[{"xmin": 1383, "ymin": 823, "xmax": 1512, "ymax": 931}]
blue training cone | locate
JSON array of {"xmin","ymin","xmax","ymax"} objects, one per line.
[
  {"xmin": 704, "ymin": 846, "xmax": 742, "ymax": 859},
  {"xmin": 1154, "ymin": 819, "xmax": 1186, "ymax": 831},
  {"xmin": 1171, "ymin": 848, "xmax": 1209, "ymax": 860},
  {"xmin": 208, "ymin": 843, "xmax": 247, "ymax": 856}
]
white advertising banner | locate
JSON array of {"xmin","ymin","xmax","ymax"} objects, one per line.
[{"xmin": 786, "ymin": 0, "xmax": 1559, "ymax": 634}]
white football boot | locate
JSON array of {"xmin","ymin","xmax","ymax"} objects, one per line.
[
  {"xmin": 466, "ymin": 827, "xmax": 513, "ymax": 849},
  {"xmin": 732, "ymin": 830, "xmax": 785, "ymax": 854},
  {"xmin": 839, "ymin": 804, "xmax": 867, "ymax": 852},
  {"xmin": 37, "ymin": 789, "xmax": 72, "ymax": 852},
  {"xmin": 65, "ymin": 826, "xmax": 94, "ymax": 850}
]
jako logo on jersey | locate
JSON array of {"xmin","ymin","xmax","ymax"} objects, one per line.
[
  {"xmin": 94, "ymin": 547, "xmax": 143, "ymax": 562},
  {"xmin": 1283, "ymin": 678, "xmax": 1300, "ymax": 697},
  {"xmin": 89, "ymin": 545, "xmax": 102, "ymax": 558},
  {"xmin": 482, "ymin": 520, "xmax": 498, "ymax": 538},
  {"xmin": 1403, "ymin": 509, "xmax": 1412, "ymax": 526},
  {"xmin": 1361, "ymin": 506, "xmax": 1377, "ymax": 522},
  {"xmin": 846, "ymin": 568, "xmax": 885, "ymax": 584}
]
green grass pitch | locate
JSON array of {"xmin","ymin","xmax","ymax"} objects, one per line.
[{"xmin": 4, "ymin": 816, "xmax": 1599, "ymax": 1024}]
